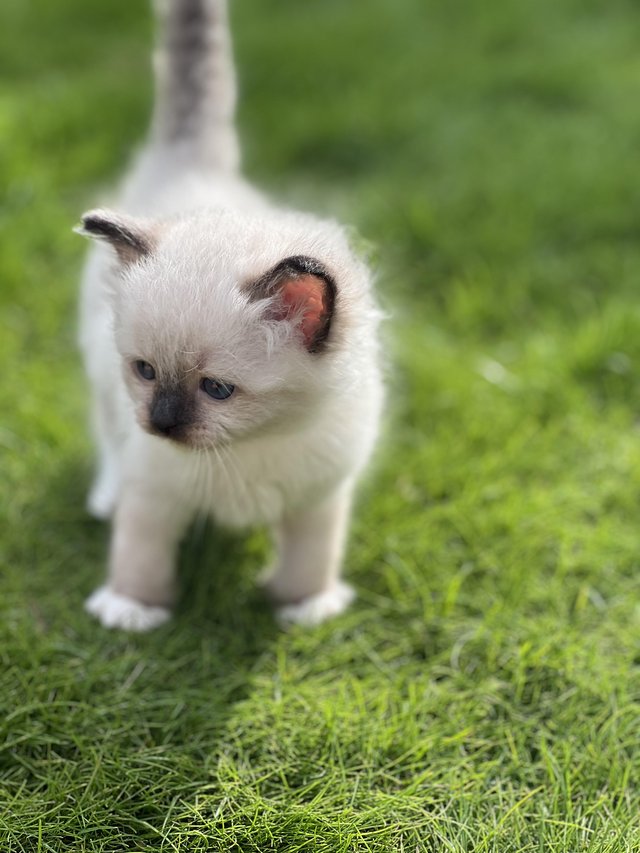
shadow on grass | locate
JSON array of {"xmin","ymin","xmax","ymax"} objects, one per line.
[
  {"xmin": 19, "ymin": 453, "xmax": 278, "ymax": 642},
  {"xmin": 5, "ymin": 452, "xmax": 280, "ymax": 779}
]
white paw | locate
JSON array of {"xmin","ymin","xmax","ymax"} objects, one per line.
[
  {"xmin": 85, "ymin": 586, "xmax": 171, "ymax": 632},
  {"xmin": 276, "ymin": 581, "xmax": 355, "ymax": 627}
]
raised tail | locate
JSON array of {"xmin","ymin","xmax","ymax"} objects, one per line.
[{"xmin": 150, "ymin": 0, "xmax": 240, "ymax": 172}]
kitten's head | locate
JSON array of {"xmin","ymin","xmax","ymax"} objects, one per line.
[{"xmin": 78, "ymin": 207, "xmax": 377, "ymax": 450}]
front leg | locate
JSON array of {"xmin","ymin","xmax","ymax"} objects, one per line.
[
  {"xmin": 86, "ymin": 467, "xmax": 193, "ymax": 632},
  {"xmin": 263, "ymin": 484, "xmax": 356, "ymax": 626}
]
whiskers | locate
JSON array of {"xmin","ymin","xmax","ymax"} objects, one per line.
[
  {"xmin": 183, "ymin": 436, "xmax": 254, "ymax": 523},
  {"xmin": 211, "ymin": 441, "xmax": 252, "ymax": 517}
]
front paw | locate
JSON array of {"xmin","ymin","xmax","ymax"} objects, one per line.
[
  {"xmin": 276, "ymin": 581, "xmax": 355, "ymax": 627},
  {"xmin": 85, "ymin": 585, "xmax": 171, "ymax": 632}
]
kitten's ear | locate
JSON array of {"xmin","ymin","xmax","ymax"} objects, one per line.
[
  {"xmin": 249, "ymin": 256, "xmax": 337, "ymax": 353},
  {"xmin": 75, "ymin": 209, "xmax": 156, "ymax": 265}
]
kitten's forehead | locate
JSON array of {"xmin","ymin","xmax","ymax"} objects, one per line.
[
  {"xmin": 118, "ymin": 274, "xmax": 267, "ymax": 374},
  {"xmin": 121, "ymin": 206, "xmax": 355, "ymax": 305},
  {"xmin": 157, "ymin": 208, "xmax": 353, "ymax": 279},
  {"xmin": 114, "ymin": 208, "xmax": 361, "ymax": 384}
]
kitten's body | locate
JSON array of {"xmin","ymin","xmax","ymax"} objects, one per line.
[{"xmin": 79, "ymin": 0, "xmax": 382, "ymax": 630}]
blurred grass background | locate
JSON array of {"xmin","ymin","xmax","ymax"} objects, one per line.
[{"xmin": 2, "ymin": 0, "xmax": 640, "ymax": 850}]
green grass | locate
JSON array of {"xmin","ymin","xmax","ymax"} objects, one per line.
[{"xmin": 1, "ymin": 0, "xmax": 640, "ymax": 849}]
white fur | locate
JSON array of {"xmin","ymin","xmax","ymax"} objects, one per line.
[
  {"xmin": 85, "ymin": 586, "xmax": 171, "ymax": 631},
  {"xmin": 276, "ymin": 582, "xmax": 355, "ymax": 628},
  {"xmin": 78, "ymin": 0, "xmax": 382, "ymax": 631}
]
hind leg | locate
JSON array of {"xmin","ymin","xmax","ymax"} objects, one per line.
[{"xmin": 87, "ymin": 391, "xmax": 123, "ymax": 520}]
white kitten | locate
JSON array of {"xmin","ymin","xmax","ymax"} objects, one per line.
[{"xmin": 77, "ymin": 0, "xmax": 383, "ymax": 631}]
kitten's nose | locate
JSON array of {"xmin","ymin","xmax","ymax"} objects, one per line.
[{"xmin": 149, "ymin": 391, "xmax": 188, "ymax": 437}]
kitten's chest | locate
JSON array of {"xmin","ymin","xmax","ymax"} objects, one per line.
[
  {"xmin": 197, "ymin": 433, "xmax": 342, "ymax": 527},
  {"xmin": 204, "ymin": 453, "xmax": 287, "ymax": 526}
]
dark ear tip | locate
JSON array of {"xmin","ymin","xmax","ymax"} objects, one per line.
[
  {"xmin": 73, "ymin": 210, "xmax": 106, "ymax": 237},
  {"xmin": 79, "ymin": 209, "xmax": 112, "ymax": 234},
  {"xmin": 74, "ymin": 209, "xmax": 152, "ymax": 260},
  {"xmin": 73, "ymin": 209, "xmax": 103, "ymax": 237},
  {"xmin": 81, "ymin": 215, "xmax": 99, "ymax": 232}
]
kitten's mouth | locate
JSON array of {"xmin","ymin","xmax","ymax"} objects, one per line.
[
  {"xmin": 143, "ymin": 419, "xmax": 211, "ymax": 451},
  {"xmin": 141, "ymin": 415, "xmax": 191, "ymax": 445},
  {"xmin": 150, "ymin": 424, "xmax": 188, "ymax": 443}
]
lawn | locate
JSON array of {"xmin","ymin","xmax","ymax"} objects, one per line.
[{"xmin": 1, "ymin": 0, "xmax": 640, "ymax": 850}]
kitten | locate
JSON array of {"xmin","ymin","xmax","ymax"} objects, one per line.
[{"xmin": 77, "ymin": 0, "xmax": 383, "ymax": 631}]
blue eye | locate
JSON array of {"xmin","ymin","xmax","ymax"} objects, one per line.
[
  {"xmin": 135, "ymin": 360, "xmax": 156, "ymax": 380},
  {"xmin": 201, "ymin": 377, "xmax": 235, "ymax": 400}
]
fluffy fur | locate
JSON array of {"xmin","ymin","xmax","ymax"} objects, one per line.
[{"xmin": 77, "ymin": 0, "xmax": 383, "ymax": 630}]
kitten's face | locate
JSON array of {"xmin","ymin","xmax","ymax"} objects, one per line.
[
  {"xmin": 82, "ymin": 209, "xmax": 346, "ymax": 451},
  {"xmin": 117, "ymin": 296, "xmax": 316, "ymax": 451}
]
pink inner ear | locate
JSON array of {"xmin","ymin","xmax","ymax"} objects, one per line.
[{"xmin": 277, "ymin": 274, "xmax": 327, "ymax": 348}]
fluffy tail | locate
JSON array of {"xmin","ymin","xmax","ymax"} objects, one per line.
[{"xmin": 150, "ymin": 0, "xmax": 240, "ymax": 172}]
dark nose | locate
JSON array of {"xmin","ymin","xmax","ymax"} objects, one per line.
[{"xmin": 149, "ymin": 392, "xmax": 188, "ymax": 437}]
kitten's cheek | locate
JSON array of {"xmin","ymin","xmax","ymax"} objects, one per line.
[
  {"xmin": 133, "ymin": 406, "xmax": 151, "ymax": 433},
  {"xmin": 133, "ymin": 408, "xmax": 162, "ymax": 440}
]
